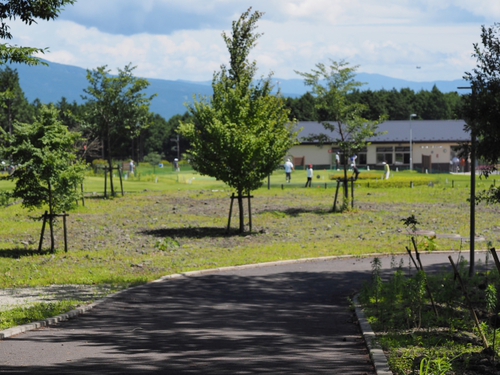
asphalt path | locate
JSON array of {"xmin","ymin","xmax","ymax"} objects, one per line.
[{"xmin": 0, "ymin": 251, "xmax": 491, "ymax": 374}]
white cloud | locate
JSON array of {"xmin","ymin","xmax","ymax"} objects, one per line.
[{"xmin": 5, "ymin": 1, "xmax": 491, "ymax": 83}]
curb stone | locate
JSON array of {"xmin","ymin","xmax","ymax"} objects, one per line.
[
  {"xmin": 0, "ymin": 300, "xmax": 103, "ymax": 340},
  {"xmin": 354, "ymin": 294, "xmax": 392, "ymax": 375}
]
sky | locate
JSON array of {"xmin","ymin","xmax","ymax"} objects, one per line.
[{"xmin": 8, "ymin": 0, "xmax": 500, "ymax": 83}]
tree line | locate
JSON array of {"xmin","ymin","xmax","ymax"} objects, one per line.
[
  {"xmin": 0, "ymin": 65, "xmax": 465, "ymax": 166},
  {"xmin": 0, "ymin": 66, "xmax": 187, "ymax": 164},
  {"xmin": 285, "ymin": 85, "xmax": 463, "ymax": 121}
]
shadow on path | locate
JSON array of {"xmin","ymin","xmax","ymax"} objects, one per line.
[{"xmin": 0, "ymin": 265, "xmax": 375, "ymax": 374}]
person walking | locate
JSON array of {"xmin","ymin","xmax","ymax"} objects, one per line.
[
  {"xmin": 305, "ymin": 164, "xmax": 313, "ymax": 187},
  {"xmin": 350, "ymin": 155, "xmax": 359, "ymax": 180},
  {"xmin": 129, "ymin": 160, "xmax": 135, "ymax": 175},
  {"xmin": 383, "ymin": 161, "xmax": 391, "ymax": 180},
  {"xmin": 284, "ymin": 158, "xmax": 294, "ymax": 183}
]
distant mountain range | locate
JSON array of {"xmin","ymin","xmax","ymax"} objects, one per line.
[{"xmin": 9, "ymin": 60, "xmax": 468, "ymax": 120}]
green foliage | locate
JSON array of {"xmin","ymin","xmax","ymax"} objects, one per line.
[
  {"xmin": 296, "ymin": 59, "xmax": 386, "ymax": 201},
  {"xmin": 3, "ymin": 105, "xmax": 86, "ymax": 212},
  {"xmin": 419, "ymin": 354, "xmax": 455, "ymax": 375},
  {"xmin": 0, "ymin": 66, "xmax": 34, "ymax": 135},
  {"xmin": 463, "ymin": 23, "xmax": 500, "ymax": 166},
  {"xmin": 360, "ymin": 254, "xmax": 500, "ymax": 374},
  {"xmin": 0, "ymin": 300, "xmax": 81, "ymax": 330},
  {"xmin": 144, "ymin": 152, "xmax": 162, "ymax": 168},
  {"xmin": 0, "ymin": 190, "xmax": 10, "ymax": 206},
  {"xmin": 179, "ymin": 8, "xmax": 298, "ymax": 232},
  {"xmin": 155, "ymin": 237, "xmax": 180, "ymax": 252},
  {"xmin": 401, "ymin": 214, "xmax": 420, "ymax": 232},
  {"xmin": 0, "ymin": 0, "xmax": 75, "ymax": 66},
  {"xmin": 142, "ymin": 113, "xmax": 178, "ymax": 159},
  {"xmin": 286, "ymin": 86, "xmax": 464, "ymax": 121},
  {"xmin": 82, "ymin": 64, "xmax": 156, "ymax": 195},
  {"xmin": 91, "ymin": 159, "xmax": 107, "ymax": 173}
]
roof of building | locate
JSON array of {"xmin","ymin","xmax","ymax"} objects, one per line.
[{"xmin": 297, "ymin": 120, "xmax": 470, "ymax": 144}]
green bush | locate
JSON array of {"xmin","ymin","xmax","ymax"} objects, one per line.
[
  {"xmin": 361, "ymin": 176, "xmax": 436, "ymax": 188},
  {"xmin": 91, "ymin": 159, "xmax": 108, "ymax": 174}
]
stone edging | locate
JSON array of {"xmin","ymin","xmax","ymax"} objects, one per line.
[{"xmin": 353, "ymin": 294, "xmax": 392, "ymax": 375}]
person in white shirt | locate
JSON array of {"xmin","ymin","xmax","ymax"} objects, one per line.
[
  {"xmin": 284, "ymin": 158, "xmax": 294, "ymax": 183},
  {"xmin": 305, "ymin": 164, "xmax": 313, "ymax": 187}
]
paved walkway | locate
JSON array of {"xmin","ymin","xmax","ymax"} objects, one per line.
[{"xmin": 0, "ymin": 252, "xmax": 491, "ymax": 374}]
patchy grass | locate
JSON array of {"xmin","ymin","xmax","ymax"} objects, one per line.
[
  {"xmin": 0, "ymin": 170, "xmax": 500, "ymax": 343},
  {"xmin": 0, "ymin": 171, "xmax": 498, "ymax": 289},
  {"xmin": 0, "ymin": 301, "xmax": 83, "ymax": 330}
]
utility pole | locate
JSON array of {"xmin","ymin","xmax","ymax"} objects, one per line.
[{"xmin": 458, "ymin": 86, "xmax": 476, "ymax": 277}]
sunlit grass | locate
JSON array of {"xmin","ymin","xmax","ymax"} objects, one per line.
[{"xmin": 0, "ymin": 171, "xmax": 498, "ymax": 290}]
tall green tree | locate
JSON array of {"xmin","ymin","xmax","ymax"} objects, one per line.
[
  {"xmin": 296, "ymin": 60, "xmax": 385, "ymax": 204},
  {"xmin": 2, "ymin": 105, "xmax": 86, "ymax": 252},
  {"xmin": 82, "ymin": 64, "xmax": 155, "ymax": 196},
  {"xmin": 178, "ymin": 8, "xmax": 298, "ymax": 233},
  {"xmin": 0, "ymin": 0, "xmax": 75, "ymax": 65},
  {"xmin": 463, "ymin": 23, "xmax": 500, "ymax": 204},
  {"xmin": 0, "ymin": 66, "xmax": 33, "ymax": 134},
  {"xmin": 463, "ymin": 23, "xmax": 500, "ymax": 165},
  {"xmin": 285, "ymin": 92, "xmax": 318, "ymax": 121}
]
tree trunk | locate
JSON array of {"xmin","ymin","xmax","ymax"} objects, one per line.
[
  {"xmin": 342, "ymin": 163, "xmax": 349, "ymax": 199},
  {"xmin": 48, "ymin": 180, "xmax": 55, "ymax": 253},
  {"xmin": 106, "ymin": 128, "xmax": 115, "ymax": 196}
]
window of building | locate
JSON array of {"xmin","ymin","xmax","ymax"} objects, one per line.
[
  {"xmin": 376, "ymin": 146, "xmax": 393, "ymax": 164},
  {"xmin": 395, "ymin": 146, "xmax": 410, "ymax": 165},
  {"xmin": 332, "ymin": 148, "xmax": 367, "ymax": 165}
]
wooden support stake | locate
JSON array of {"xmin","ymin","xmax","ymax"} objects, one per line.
[
  {"xmin": 118, "ymin": 164, "xmax": 124, "ymax": 196},
  {"xmin": 226, "ymin": 193, "xmax": 235, "ymax": 233},
  {"xmin": 38, "ymin": 211, "xmax": 48, "ymax": 252},
  {"xmin": 247, "ymin": 195, "xmax": 252, "ymax": 233},
  {"xmin": 350, "ymin": 177, "xmax": 354, "ymax": 209},
  {"xmin": 63, "ymin": 212, "xmax": 68, "ymax": 253},
  {"xmin": 333, "ymin": 179, "xmax": 341, "ymax": 212},
  {"xmin": 81, "ymin": 183, "xmax": 85, "ymax": 206},
  {"xmin": 490, "ymin": 248, "xmax": 500, "ymax": 276},
  {"xmin": 448, "ymin": 255, "xmax": 489, "ymax": 348},
  {"xmin": 104, "ymin": 167, "xmax": 108, "ymax": 198},
  {"xmin": 406, "ymin": 245, "xmax": 420, "ymax": 271}
]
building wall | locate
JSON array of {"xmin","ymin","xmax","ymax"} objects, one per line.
[
  {"xmin": 287, "ymin": 144, "xmax": 333, "ymax": 169},
  {"xmin": 288, "ymin": 142, "xmax": 460, "ymax": 171}
]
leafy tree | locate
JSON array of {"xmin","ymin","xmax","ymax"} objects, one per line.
[
  {"xmin": 285, "ymin": 92, "xmax": 318, "ymax": 121},
  {"xmin": 348, "ymin": 89, "xmax": 389, "ymax": 121},
  {"xmin": 82, "ymin": 64, "xmax": 155, "ymax": 196},
  {"xmin": 142, "ymin": 113, "xmax": 182, "ymax": 160},
  {"xmin": 0, "ymin": 0, "xmax": 75, "ymax": 65},
  {"xmin": 2, "ymin": 105, "xmax": 86, "ymax": 252},
  {"xmin": 463, "ymin": 23, "xmax": 500, "ymax": 204},
  {"xmin": 178, "ymin": 8, "xmax": 298, "ymax": 233},
  {"xmin": 296, "ymin": 59, "xmax": 386, "ymax": 204},
  {"xmin": 143, "ymin": 151, "xmax": 162, "ymax": 173},
  {"xmin": 0, "ymin": 66, "xmax": 33, "ymax": 134},
  {"xmin": 463, "ymin": 23, "xmax": 500, "ymax": 165}
]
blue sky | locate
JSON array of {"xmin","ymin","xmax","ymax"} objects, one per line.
[{"xmin": 9, "ymin": 0, "xmax": 499, "ymax": 82}]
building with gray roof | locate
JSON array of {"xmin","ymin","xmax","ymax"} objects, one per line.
[{"xmin": 288, "ymin": 120, "xmax": 470, "ymax": 172}]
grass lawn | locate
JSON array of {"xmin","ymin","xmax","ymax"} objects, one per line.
[
  {"xmin": 0, "ymin": 168, "xmax": 498, "ymax": 289},
  {"xmin": 2, "ymin": 167, "xmax": 499, "ymax": 371}
]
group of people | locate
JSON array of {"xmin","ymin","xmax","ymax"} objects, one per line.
[
  {"xmin": 284, "ymin": 155, "xmax": 391, "ymax": 186},
  {"xmin": 284, "ymin": 158, "xmax": 315, "ymax": 187}
]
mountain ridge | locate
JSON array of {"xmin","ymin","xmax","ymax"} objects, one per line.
[{"xmin": 8, "ymin": 60, "xmax": 468, "ymax": 120}]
